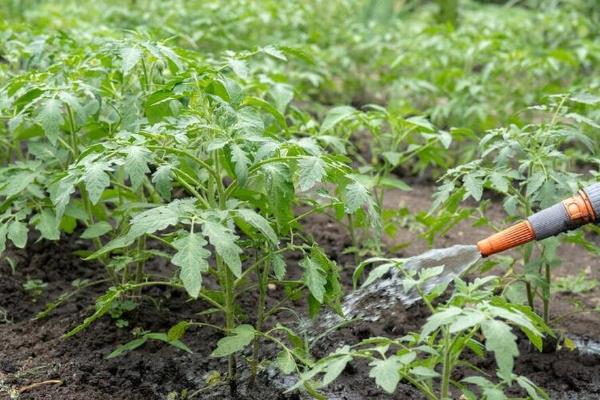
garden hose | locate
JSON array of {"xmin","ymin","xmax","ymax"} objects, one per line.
[{"xmin": 477, "ymin": 183, "xmax": 600, "ymax": 257}]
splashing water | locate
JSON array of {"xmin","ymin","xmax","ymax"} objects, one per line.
[{"xmin": 312, "ymin": 245, "xmax": 482, "ymax": 332}]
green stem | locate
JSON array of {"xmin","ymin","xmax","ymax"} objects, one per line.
[
  {"xmin": 543, "ymin": 262, "xmax": 551, "ymax": 323},
  {"xmin": 249, "ymin": 245, "xmax": 270, "ymax": 387},
  {"xmin": 440, "ymin": 328, "xmax": 452, "ymax": 399}
]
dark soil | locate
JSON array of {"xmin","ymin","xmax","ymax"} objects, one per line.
[{"xmin": 1, "ymin": 185, "xmax": 600, "ymax": 399}]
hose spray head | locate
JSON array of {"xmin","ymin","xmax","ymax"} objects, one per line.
[{"xmin": 477, "ymin": 183, "xmax": 600, "ymax": 257}]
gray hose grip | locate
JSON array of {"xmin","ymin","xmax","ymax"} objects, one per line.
[
  {"xmin": 527, "ymin": 203, "xmax": 573, "ymax": 240},
  {"xmin": 583, "ymin": 183, "xmax": 600, "ymax": 217}
]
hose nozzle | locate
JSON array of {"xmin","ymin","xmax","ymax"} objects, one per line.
[{"xmin": 477, "ymin": 183, "xmax": 600, "ymax": 257}]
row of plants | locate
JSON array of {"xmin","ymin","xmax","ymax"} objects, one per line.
[{"xmin": 1, "ymin": 0, "xmax": 600, "ymax": 399}]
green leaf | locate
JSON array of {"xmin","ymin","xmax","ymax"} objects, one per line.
[
  {"xmin": 152, "ymin": 165, "xmax": 173, "ymax": 200},
  {"xmin": 449, "ymin": 310, "xmax": 487, "ymax": 334},
  {"xmin": 8, "ymin": 221, "xmax": 28, "ymax": 248},
  {"xmin": 121, "ymin": 46, "xmax": 142, "ymax": 75},
  {"xmin": 35, "ymin": 209, "xmax": 60, "ymax": 241},
  {"xmin": 483, "ymin": 387, "xmax": 507, "ymax": 400},
  {"xmin": 0, "ymin": 224, "xmax": 8, "ymax": 255},
  {"xmin": 36, "ymin": 98, "xmax": 63, "ymax": 144},
  {"xmin": 65, "ymin": 287, "xmax": 121, "ymax": 337},
  {"xmin": 322, "ymin": 354, "xmax": 352, "ymax": 385},
  {"xmin": 570, "ymin": 93, "xmax": 600, "ymax": 105},
  {"xmin": 203, "ymin": 220, "xmax": 242, "ymax": 277},
  {"xmin": 171, "ymin": 232, "xmax": 210, "ymax": 298},
  {"xmin": 481, "ymin": 319, "xmax": 519, "ymax": 380},
  {"xmin": 230, "ymin": 144, "xmax": 249, "ymax": 186},
  {"xmin": 344, "ymin": 182, "xmax": 370, "ymax": 214},
  {"xmin": 211, "ymin": 324, "xmax": 255, "ymax": 357},
  {"xmin": 270, "ymin": 83, "xmax": 293, "ymax": 113},
  {"xmin": 277, "ymin": 349, "xmax": 297, "ymax": 374},
  {"xmin": 369, "ymin": 357, "xmax": 401, "ymax": 394},
  {"xmin": 263, "ymin": 163, "xmax": 294, "ymax": 228},
  {"xmin": 320, "ymin": 106, "xmax": 356, "ymax": 133},
  {"xmin": 81, "ymin": 221, "xmax": 113, "ymax": 239},
  {"xmin": 235, "ymin": 209, "xmax": 278, "ymax": 245},
  {"xmin": 147, "ymin": 332, "xmax": 193, "ymax": 354},
  {"xmin": 297, "ymin": 156, "xmax": 326, "ymax": 192},
  {"xmin": 49, "ymin": 175, "xmax": 77, "ymax": 219},
  {"xmin": 410, "ymin": 366, "xmax": 440, "ymax": 378},
  {"xmin": 124, "ymin": 146, "xmax": 151, "ymax": 191},
  {"xmin": 272, "ymin": 253, "xmax": 286, "ymax": 280},
  {"xmin": 526, "ymin": 172, "xmax": 545, "ymax": 198},
  {"xmin": 464, "ymin": 174, "xmax": 483, "ymax": 201},
  {"xmin": 1, "ymin": 171, "xmax": 37, "ymax": 198},
  {"xmin": 421, "ymin": 306, "xmax": 462, "ymax": 338},
  {"xmin": 107, "ymin": 337, "xmax": 147, "ymax": 359},
  {"xmin": 167, "ymin": 321, "xmax": 190, "ymax": 342},
  {"xmin": 379, "ymin": 176, "xmax": 411, "ymax": 191},
  {"xmin": 300, "ymin": 256, "xmax": 327, "ymax": 303},
  {"xmin": 84, "ymin": 163, "xmax": 111, "ymax": 205},
  {"xmin": 128, "ymin": 202, "xmax": 183, "ymax": 238},
  {"xmin": 490, "ymin": 172, "xmax": 509, "ymax": 193},
  {"xmin": 228, "ymin": 59, "xmax": 249, "ymax": 79}
]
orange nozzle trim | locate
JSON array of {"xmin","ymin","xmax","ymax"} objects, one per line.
[
  {"xmin": 562, "ymin": 190, "xmax": 596, "ymax": 224},
  {"xmin": 477, "ymin": 220, "xmax": 535, "ymax": 257}
]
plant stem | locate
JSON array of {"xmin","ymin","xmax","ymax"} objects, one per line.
[
  {"xmin": 440, "ymin": 327, "xmax": 452, "ymax": 400},
  {"xmin": 219, "ymin": 255, "xmax": 237, "ymax": 393},
  {"xmin": 543, "ymin": 262, "xmax": 551, "ymax": 323},
  {"xmin": 249, "ymin": 245, "xmax": 270, "ymax": 387}
]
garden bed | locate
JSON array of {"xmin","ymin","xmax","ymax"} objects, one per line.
[{"xmin": 1, "ymin": 185, "xmax": 599, "ymax": 400}]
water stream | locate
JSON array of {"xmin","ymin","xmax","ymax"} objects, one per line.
[{"xmin": 312, "ymin": 244, "xmax": 482, "ymax": 332}]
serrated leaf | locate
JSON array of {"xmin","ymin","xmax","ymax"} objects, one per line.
[
  {"xmin": 8, "ymin": 221, "xmax": 27, "ymax": 248},
  {"xmin": 36, "ymin": 98, "xmax": 63, "ymax": 144},
  {"xmin": 49, "ymin": 174, "xmax": 77, "ymax": 219},
  {"xmin": 35, "ymin": 209, "xmax": 60, "ymax": 240},
  {"xmin": 235, "ymin": 209, "xmax": 278, "ymax": 245},
  {"xmin": 277, "ymin": 350, "xmax": 296, "ymax": 374},
  {"xmin": 481, "ymin": 319, "xmax": 518, "ymax": 380},
  {"xmin": 526, "ymin": 172, "xmax": 545, "ymax": 198},
  {"xmin": 464, "ymin": 174, "xmax": 483, "ymax": 201},
  {"xmin": 322, "ymin": 354, "xmax": 352, "ymax": 385},
  {"xmin": 344, "ymin": 182, "xmax": 370, "ymax": 214},
  {"xmin": 369, "ymin": 357, "xmax": 401, "ymax": 394},
  {"xmin": 84, "ymin": 163, "xmax": 111, "ymax": 205},
  {"xmin": 272, "ymin": 253, "xmax": 286, "ymax": 280},
  {"xmin": 211, "ymin": 324, "xmax": 255, "ymax": 357},
  {"xmin": 300, "ymin": 256, "xmax": 327, "ymax": 303},
  {"xmin": 203, "ymin": 220, "xmax": 242, "ymax": 277},
  {"xmin": 128, "ymin": 203, "xmax": 181, "ymax": 239},
  {"xmin": 297, "ymin": 156, "xmax": 326, "ymax": 192},
  {"xmin": 231, "ymin": 144, "xmax": 249, "ymax": 186},
  {"xmin": 320, "ymin": 106, "xmax": 356, "ymax": 133},
  {"xmin": 121, "ymin": 46, "xmax": 142, "ymax": 75},
  {"xmin": 152, "ymin": 165, "xmax": 173, "ymax": 200},
  {"xmin": 421, "ymin": 306, "xmax": 462, "ymax": 338},
  {"xmin": 171, "ymin": 232, "xmax": 210, "ymax": 298},
  {"xmin": 449, "ymin": 311, "xmax": 486, "ymax": 334},
  {"xmin": 125, "ymin": 146, "xmax": 151, "ymax": 190},
  {"xmin": 1, "ymin": 170, "xmax": 37, "ymax": 198},
  {"xmin": 490, "ymin": 172, "xmax": 509, "ymax": 193},
  {"xmin": 81, "ymin": 221, "xmax": 112, "ymax": 239}
]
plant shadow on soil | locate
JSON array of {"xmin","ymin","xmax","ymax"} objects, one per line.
[{"xmin": 1, "ymin": 185, "xmax": 600, "ymax": 400}]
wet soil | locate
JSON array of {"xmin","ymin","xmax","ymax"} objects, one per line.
[{"xmin": 1, "ymin": 185, "xmax": 600, "ymax": 399}]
